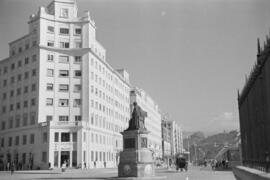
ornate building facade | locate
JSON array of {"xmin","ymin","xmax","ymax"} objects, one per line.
[{"xmin": 238, "ymin": 35, "xmax": 270, "ymax": 171}]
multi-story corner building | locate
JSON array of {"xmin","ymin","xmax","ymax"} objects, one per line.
[
  {"xmin": 130, "ymin": 87, "xmax": 162, "ymax": 159},
  {"xmin": 167, "ymin": 120, "xmax": 184, "ymax": 157},
  {"xmin": 0, "ymin": 0, "xmax": 131, "ymax": 170},
  {"xmin": 161, "ymin": 118, "xmax": 171, "ymax": 163}
]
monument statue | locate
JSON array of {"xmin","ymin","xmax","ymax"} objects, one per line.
[
  {"xmin": 126, "ymin": 102, "xmax": 147, "ymax": 131},
  {"xmin": 118, "ymin": 101, "xmax": 160, "ymax": 178}
]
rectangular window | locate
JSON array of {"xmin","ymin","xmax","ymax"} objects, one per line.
[
  {"xmin": 46, "ymin": 98, "xmax": 53, "ymax": 106},
  {"xmin": 59, "ymin": 84, "xmax": 69, "ymax": 91},
  {"xmin": 74, "ymin": 70, "xmax": 81, "ymax": 77},
  {"xmin": 8, "ymin": 137, "xmax": 12, "ymax": 147},
  {"xmin": 75, "ymin": 115, "xmax": 81, "ymax": 121},
  {"xmin": 11, "ymin": 63, "xmax": 15, "ymax": 70},
  {"xmin": 47, "ymin": 41, "xmax": 54, "ymax": 47},
  {"xmin": 1, "ymin": 138, "xmax": 4, "ymax": 148},
  {"xmin": 24, "ymin": 72, "xmax": 29, "ymax": 79},
  {"xmin": 1, "ymin": 122, "xmax": 6, "ymax": 130},
  {"xmin": 16, "ymin": 102, "xmax": 20, "ymax": 110},
  {"xmin": 59, "ymin": 116, "xmax": 69, "ymax": 121},
  {"xmin": 59, "ymin": 99, "xmax": 69, "ymax": 107},
  {"xmin": 32, "ymin": 69, "xmax": 36, "ymax": 76},
  {"xmin": 17, "ymin": 74, "xmax": 22, "ymax": 81},
  {"xmin": 15, "ymin": 136, "xmax": 19, "ymax": 146},
  {"xmin": 60, "ymin": 8, "xmax": 69, "ymax": 18},
  {"xmin": 55, "ymin": 132, "xmax": 59, "ymax": 142},
  {"xmin": 59, "ymin": 70, "xmax": 69, "ymax": 77},
  {"xmin": 9, "ymin": 104, "xmax": 14, "ymax": 111},
  {"xmin": 3, "ymin": 80, "xmax": 7, "ymax": 87},
  {"xmin": 47, "ymin": 26, "xmax": 54, "ymax": 33},
  {"xmin": 25, "ymin": 57, "xmax": 29, "ymax": 64},
  {"xmin": 30, "ymin": 113, "xmax": 35, "ymax": 125},
  {"xmin": 23, "ymin": 135, "xmax": 27, "ymax": 145},
  {"xmin": 18, "ymin": 60, "xmax": 22, "ymax": 67},
  {"xmin": 31, "ymin": 84, "xmax": 36, "ymax": 91},
  {"xmin": 74, "ymin": 84, "xmax": 81, "ymax": 92},
  {"xmin": 75, "ymin": 28, "xmax": 82, "ymax": 35},
  {"xmin": 32, "ymin": 54, "xmax": 37, "ymax": 62},
  {"xmin": 16, "ymin": 88, "xmax": 21, "ymax": 96},
  {"xmin": 43, "ymin": 132, "xmax": 47, "ymax": 143},
  {"xmin": 23, "ymin": 114, "xmax": 28, "ymax": 126},
  {"xmin": 31, "ymin": 98, "xmax": 35, "ymax": 106},
  {"xmin": 73, "ymin": 99, "xmax": 81, "ymax": 107},
  {"xmin": 59, "ymin": 56, "xmax": 69, "ymax": 63},
  {"xmin": 47, "ymin": 54, "xmax": 54, "ymax": 61},
  {"xmin": 74, "ymin": 56, "xmax": 81, "ymax": 63},
  {"xmin": 30, "ymin": 134, "xmax": 35, "ymax": 144},
  {"xmin": 46, "ymin": 83, "xmax": 53, "ymax": 91},
  {"xmin": 10, "ymin": 76, "xmax": 15, "ymax": 84},
  {"xmin": 2, "ymin": 93, "xmax": 7, "ymax": 100},
  {"xmin": 46, "ymin": 115, "xmax": 53, "ymax": 121},
  {"xmin": 23, "ymin": 101, "xmax": 28, "ymax": 108},
  {"xmin": 61, "ymin": 133, "xmax": 70, "ymax": 142},
  {"xmin": 15, "ymin": 116, "xmax": 20, "ymax": 127},
  {"xmin": 42, "ymin": 152, "xmax": 47, "ymax": 163},
  {"xmin": 2, "ymin": 105, "xmax": 7, "ymax": 113},
  {"xmin": 24, "ymin": 86, "xmax": 28, "ymax": 93},
  {"xmin": 47, "ymin": 69, "xmax": 54, "ymax": 76},
  {"xmin": 60, "ymin": 28, "xmax": 69, "ymax": 34},
  {"xmin": 60, "ymin": 42, "xmax": 69, "ymax": 48},
  {"xmin": 32, "ymin": 40, "xmax": 37, "ymax": 46},
  {"xmin": 25, "ymin": 44, "xmax": 29, "ymax": 50},
  {"xmin": 8, "ymin": 118, "xmax": 13, "ymax": 129}
]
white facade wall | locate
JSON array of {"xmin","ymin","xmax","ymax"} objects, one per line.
[
  {"xmin": 130, "ymin": 88, "xmax": 162, "ymax": 159},
  {"xmin": 167, "ymin": 121, "xmax": 184, "ymax": 157},
  {"xmin": 0, "ymin": 0, "xmax": 130, "ymax": 170}
]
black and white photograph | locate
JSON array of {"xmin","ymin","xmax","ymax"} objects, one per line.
[{"xmin": 0, "ymin": 0, "xmax": 270, "ymax": 179}]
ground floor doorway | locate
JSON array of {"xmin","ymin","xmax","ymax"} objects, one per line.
[{"xmin": 61, "ymin": 151, "xmax": 70, "ymax": 167}]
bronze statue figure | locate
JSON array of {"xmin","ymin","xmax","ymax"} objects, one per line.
[{"xmin": 126, "ymin": 102, "xmax": 147, "ymax": 131}]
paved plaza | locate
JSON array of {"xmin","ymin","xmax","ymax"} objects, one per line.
[{"xmin": 0, "ymin": 166, "xmax": 236, "ymax": 180}]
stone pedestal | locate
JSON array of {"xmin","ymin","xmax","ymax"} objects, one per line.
[{"xmin": 118, "ymin": 130, "xmax": 155, "ymax": 178}]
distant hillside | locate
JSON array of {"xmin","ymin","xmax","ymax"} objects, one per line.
[{"xmin": 183, "ymin": 130, "xmax": 239, "ymax": 161}]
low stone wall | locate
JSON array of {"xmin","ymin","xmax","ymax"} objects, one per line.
[{"xmin": 233, "ymin": 166, "xmax": 270, "ymax": 180}]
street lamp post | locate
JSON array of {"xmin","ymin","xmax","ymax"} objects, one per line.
[{"xmin": 194, "ymin": 143, "xmax": 197, "ymax": 166}]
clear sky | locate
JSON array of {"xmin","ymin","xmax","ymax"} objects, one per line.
[{"xmin": 1, "ymin": 0, "xmax": 270, "ymax": 133}]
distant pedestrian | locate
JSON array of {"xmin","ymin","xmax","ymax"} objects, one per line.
[
  {"xmin": 10, "ymin": 162, "xmax": 15, "ymax": 175},
  {"xmin": 7, "ymin": 162, "xmax": 10, "ymax": 171},
  {"xmin": 94, "ymin": 161, "xmax": 96, "ymax": 168},
  {"xmin": 104, "ymin": 161, "xmax": 106, "ymax": 168}
]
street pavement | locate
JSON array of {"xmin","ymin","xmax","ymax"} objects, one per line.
[{"xmin": 0, "ymin": 165, "xmax": 236, "ymax": 180}]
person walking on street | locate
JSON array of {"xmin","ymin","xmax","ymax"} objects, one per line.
[{"xmin": 10, "ymin": 162, "xmax": 15, "ymax": 175}]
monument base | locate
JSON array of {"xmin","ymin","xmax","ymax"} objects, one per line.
[
  {"xmin": 118, "ymin": 130, "xmax": 156, "ymax": 178},
  {"xmin": 118, "ymin": 162, "xmax": 154, "ymax": 177},
  {"xmin": 109, "ymin": 176, "xmax": 167, "ymax": 180}
]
